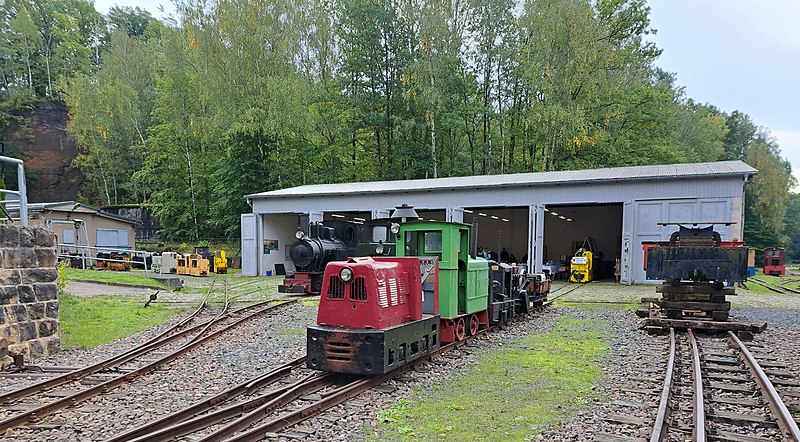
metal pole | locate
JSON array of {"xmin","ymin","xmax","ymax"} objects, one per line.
[{"xmin": 17, "ymin": 163, "xmax": 27, "ymax": 226}]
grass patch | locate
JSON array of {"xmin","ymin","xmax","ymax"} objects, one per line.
[
  {"xmin": 64, "ymin": 268, "xmax": 169, "ymax": 289},
  {"xmin": 372, "ymin": 316, "xmax": 610, "ymax": 441},
  {"xmin": 59, "ymin": 294, "xmax": 184, "ymax": 348}
]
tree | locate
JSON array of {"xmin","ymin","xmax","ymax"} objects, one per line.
[{"xmin": 743, "ymin": 132, "xmax": 795, "ymax": 249}]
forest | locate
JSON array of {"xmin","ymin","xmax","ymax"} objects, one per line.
[{"xmin": 0, "ymin": 0, "xmax": 798, "ymax": 258}]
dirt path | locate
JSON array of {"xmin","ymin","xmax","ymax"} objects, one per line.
[{"xmin": 65, "ymin": 282, "xmax": 159, "ymax": 298}]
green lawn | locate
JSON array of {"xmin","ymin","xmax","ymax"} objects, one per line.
[
  {"xmin": 372, "ymin": 315, "xmax": 610, "ymax": 441},
  {"xmin": 64, "ymin": 267, "xmax": 170, "ymax": 289},
  {"xmin": 59, "ymin": 294, "xmax": 184, "ymax": 348}
]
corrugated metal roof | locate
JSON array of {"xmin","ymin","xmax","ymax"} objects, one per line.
[
  {"xmin": 5, "ymin": 201, "xmax": 139, "ymax": 224},
  {"xmin": 247, "ymin": 160, "xmax": 756, "ymax": 199}
]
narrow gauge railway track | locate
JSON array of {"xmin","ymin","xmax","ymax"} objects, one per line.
[
  {"xmin": 748, "ymin": 277, "xmax": 800, "ymax": 295},
  {"xmin": 0, "ymin": 287, "xmax": 294, "ymax": 433},
  {"xmin": 543, "ymin": 281, "xmax": 592, "ymax": 306},
  {"xmin": 597, "ymin": 329, "xmax": 800, "ymax": 442},
  {"xmin": 109, "ymin": 309, "xmax": 547, "ymax": 442},
  {"xmin": 647, "ymin": 329, "xmax": 800, "ymax": 442}
]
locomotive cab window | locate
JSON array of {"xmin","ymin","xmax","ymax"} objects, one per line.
[
  {"xmin": 404, "ymin": 231, "xmax": 442, "ymax": 256},
  {"xmin": 367, "ymin": 226, "xmax": 388, "ymax": 243}
]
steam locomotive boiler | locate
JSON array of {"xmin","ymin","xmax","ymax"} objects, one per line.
[
  {"xmin": 279, "ymin": 219, "xmax": 399, "ymax": 295},
  {"xmin": 279, "ymin": 221, "xmax": 361, "ymax": 295}
]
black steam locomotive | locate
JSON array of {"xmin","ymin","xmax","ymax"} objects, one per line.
[{"xmin": 279, "ymin": 219, "xmax": 400, "ymax": 295}]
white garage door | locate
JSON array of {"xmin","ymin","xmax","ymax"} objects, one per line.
[
  {"xmin": 631, "ymin": 198, "xmax": 732, "ymax": 283},
  {"xmin": 96, "ymin": 228, "xmax": 130, "ymax": 251}
]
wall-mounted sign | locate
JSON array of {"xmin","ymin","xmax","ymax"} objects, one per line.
[{"xmin": 263, "ymin": 239, "xmax": 278, "ymax": 254}]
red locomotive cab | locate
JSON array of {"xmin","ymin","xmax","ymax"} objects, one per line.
[
  {"xmin": 763, "ymin": 247, "xmax": 786, "ymax": 276},
  {"xmin": 308, "ymin": 256, "xmax": 442, "ymax": 375},
  {"xmin": 316, "ymin": 257, "xmax": 424, "ymax": 329}
]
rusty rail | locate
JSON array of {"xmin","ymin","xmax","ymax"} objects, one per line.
[
  {"xmin": 728, "ymin": 331, "xmax": 800, "ymax": 440},
  {"xmin": 687, "ymin": 329, "xmax": 706, "ymax": 441},
  {"xmin": 112, "ymin": 356, "xmax": 307, "ymax": 442},
  {"xmin": 0, "ymin": 285, "xmax": 214, "ymax": 403},
  {"xmin": 649, "ymin": 327, "xmax": 675, "ymax": 442},
  {"xmin": 0, "ymin": 301, "xmax": 292, "ymax": 433}
]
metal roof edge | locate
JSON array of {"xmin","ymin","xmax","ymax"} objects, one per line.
[{"xmin": 245, "ymin": 160, "xmax": 757, "ymax": 200}]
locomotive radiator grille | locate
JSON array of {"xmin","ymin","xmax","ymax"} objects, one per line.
[
  {"xmin": 327, "ymin": 276, "xmax": 345, "ymax": 299},
  {"xmin": 325, "ymin": 341, "xmax": 353, "ymax": 362},
  {"xmin": 350, "ymin": 277, "xmax": 368, "ymax": 301},
  {"xmin": 388, "ymin": 278, "xmax": 399, "ymax": 306}
]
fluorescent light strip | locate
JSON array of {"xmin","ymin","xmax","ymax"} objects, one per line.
[
  {"xmin": 353, "ymin": 217, "xmax": 365, "ymax": 222},
  {"xmin": 550, "ymin": 212, "xmax": 558, "ymax": 216},
  {"xmin": 501, "ymin": 218, "xmax": 509, "ymax": 222},
  {"xmin": 331, "ymin": 214, "xmax": 345, "ymax": 218},
  {"xmin": 478, "ymin": 213, "xmax": 488, "ymax": 217},
  {"xmin": 463, "ymin": 209, "xmax": 473, "ymax": 213},
  {"xmin": 559, "ymin": 216, "xmax": 565, "ymax": 219},
  {"xmin": 491, "ymin": 216, "xmax": 499, "ymax": 220},
  {"xmin": 544, "ymin": 208, "xmax": 549, "ymax": 212},
  {"xmin": 567, "ymin": 218, "xmax": 573, "ymax": 222}
]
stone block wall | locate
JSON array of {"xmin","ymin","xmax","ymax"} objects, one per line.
[{"xmin": 0, "ymin": 225, "xmax": 59, "ymax": 358}]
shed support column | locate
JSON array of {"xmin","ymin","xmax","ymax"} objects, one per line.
[
  {"xmin": 446, "ymin": 207, "xmax": 464, "ymax": 223},
  {"xmin": 308, "ymin": 211, "xmax": 323, "ymax": 223},
  {"xmin": 371, "ymin": 209, "xmax": 390, "ymax": 220},
  {"xmin": 528, "ymin": 204, "xmax": 544, "ymax": 274}
]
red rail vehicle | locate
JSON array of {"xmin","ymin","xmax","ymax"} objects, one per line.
[
  {"xmin": 307, "ymin": 220, "xmax": 550, "ymax": 375},
  {"xmin": 763, "ymin": 247, "xmax": 786, "ymax": 276}
]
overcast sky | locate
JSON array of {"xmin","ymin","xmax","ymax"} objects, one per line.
[{"xmin": 93, "ymin": 0, "xmax": 800, "ymax": 186}]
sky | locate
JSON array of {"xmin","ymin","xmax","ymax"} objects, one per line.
[{"xmin": 93, "ymin": 0, "xmax": 800, "ymax": 185}]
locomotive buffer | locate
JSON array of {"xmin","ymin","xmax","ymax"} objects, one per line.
[{"xmin": 639, "ymin": 222, "xmax": 766, "ymax": 334}]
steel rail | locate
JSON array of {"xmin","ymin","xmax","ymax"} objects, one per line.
[
  {"xmin": 216, "ymin": 332, "xmax": 487, "ymax": 442},
  {"xmin": 110, "ymin": 356, "xmax": 307, "ymax": 442},
  {"xmin": 649, "ymin": 327, "xmax": 676, "ymax": 442},
  {"xmin": 728, "ymin": 331, "xmax": 800, "ymax": 440},
  {"xmin": 0, "ymin": 301, "xmax": 293, "ymax": 433},
  {"xmin": 687, "ymin": 329, "xmax": 706, "ymax": 442},
  {"xmin": 0, "ymin": 284, "xmax": 214, "ymax": 403},
  {"xmin": 196, "ymin": 372, "xmax": 340, "ymax": 442},
  {"xmin": 116, "ymin": 308, "xmax": 526, "ymax": 442}
]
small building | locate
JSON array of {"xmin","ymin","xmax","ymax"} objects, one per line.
[
  {"xmin": 11, "ymin": 201, "xmax": 138, "ymax": 254},
  {"xmin": 241, "ymin": 160, "xmax": 756, "ymax": 284}
]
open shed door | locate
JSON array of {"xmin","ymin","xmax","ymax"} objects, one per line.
[
  {"xmin": 241, "ymin": 213, "xmax": 258, "ymax": 276},
  {"xmin": 528, "ymin": 204, "xmax": 545, "ymax": 273},
  {"xmin": 620, "ymin": 201, "xmax": 633, "ymax": 284}
]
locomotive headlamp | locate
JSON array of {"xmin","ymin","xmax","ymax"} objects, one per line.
[
  {"xmin": 339, "ymin": 267, "xmax": 353, "ymax": 282},
  {"xmin": 375, "ymin": 244, "xmax": 385, "ymax": 255},
  {"xmin": 390, "ymin": 223, "xmax": 400, "ymax": 234},
  {"xmin": 295, "ymin": 229, "xmax": 305, "ymax": 240}
]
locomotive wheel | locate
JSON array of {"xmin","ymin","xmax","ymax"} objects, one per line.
[
  {"xmin": 468, "ymin": 314, "xmax": 479, "ymax": 336},
  {"xmin": 455, "ymin": 317, "xmax": 466, "ymax": 341}
]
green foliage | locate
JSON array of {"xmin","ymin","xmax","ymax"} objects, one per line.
[
  {"xmin": 372, "ymin": 316, "xmax": 610, "ymax": 441},
  {"xmin": 0, "ymin": 0, "xmax": 791, "ymax": 248},
  {"xmin": 743, "ymin": 132, "xmax": 794, "ymax": 249},
  {"xmin": 59, "ymin": 293, "xmax": 183, "ymax": 348},
  {"xmin": 56, "ymin": 260, "xmax": 69, "ymax": 295}
]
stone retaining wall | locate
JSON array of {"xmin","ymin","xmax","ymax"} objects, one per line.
[{"xmin": 0, "ymin": 225, "xmax": 59, "ymax": 358}]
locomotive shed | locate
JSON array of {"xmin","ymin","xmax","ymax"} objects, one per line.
[{"xmin": 242, "ymin": 160, "xmax": 756, "ymax": 284}]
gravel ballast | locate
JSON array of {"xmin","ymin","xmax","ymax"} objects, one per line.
[{"xmin": 1, "ymin": 280, "xmax": 798, "ymax": 441}]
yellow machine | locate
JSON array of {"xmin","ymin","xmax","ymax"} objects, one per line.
[
  {"xmin": 569, "ymin": 237, "xmax": 599, "ymax": 283},
  {"xmin": 176, "ymin": 253, "xmax": 210, "ymax": 277},
  {"xmin": 569, "ymin": 250, "xmax": 594, "ymax": 283},
  {"xmin": 214, "ymin": 250, "xmax": 228, "ymax": 274}
]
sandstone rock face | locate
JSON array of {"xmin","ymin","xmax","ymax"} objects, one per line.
[{"xmin": 4, "ymin": 101, "xmax": 82, "ymax": 202}]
